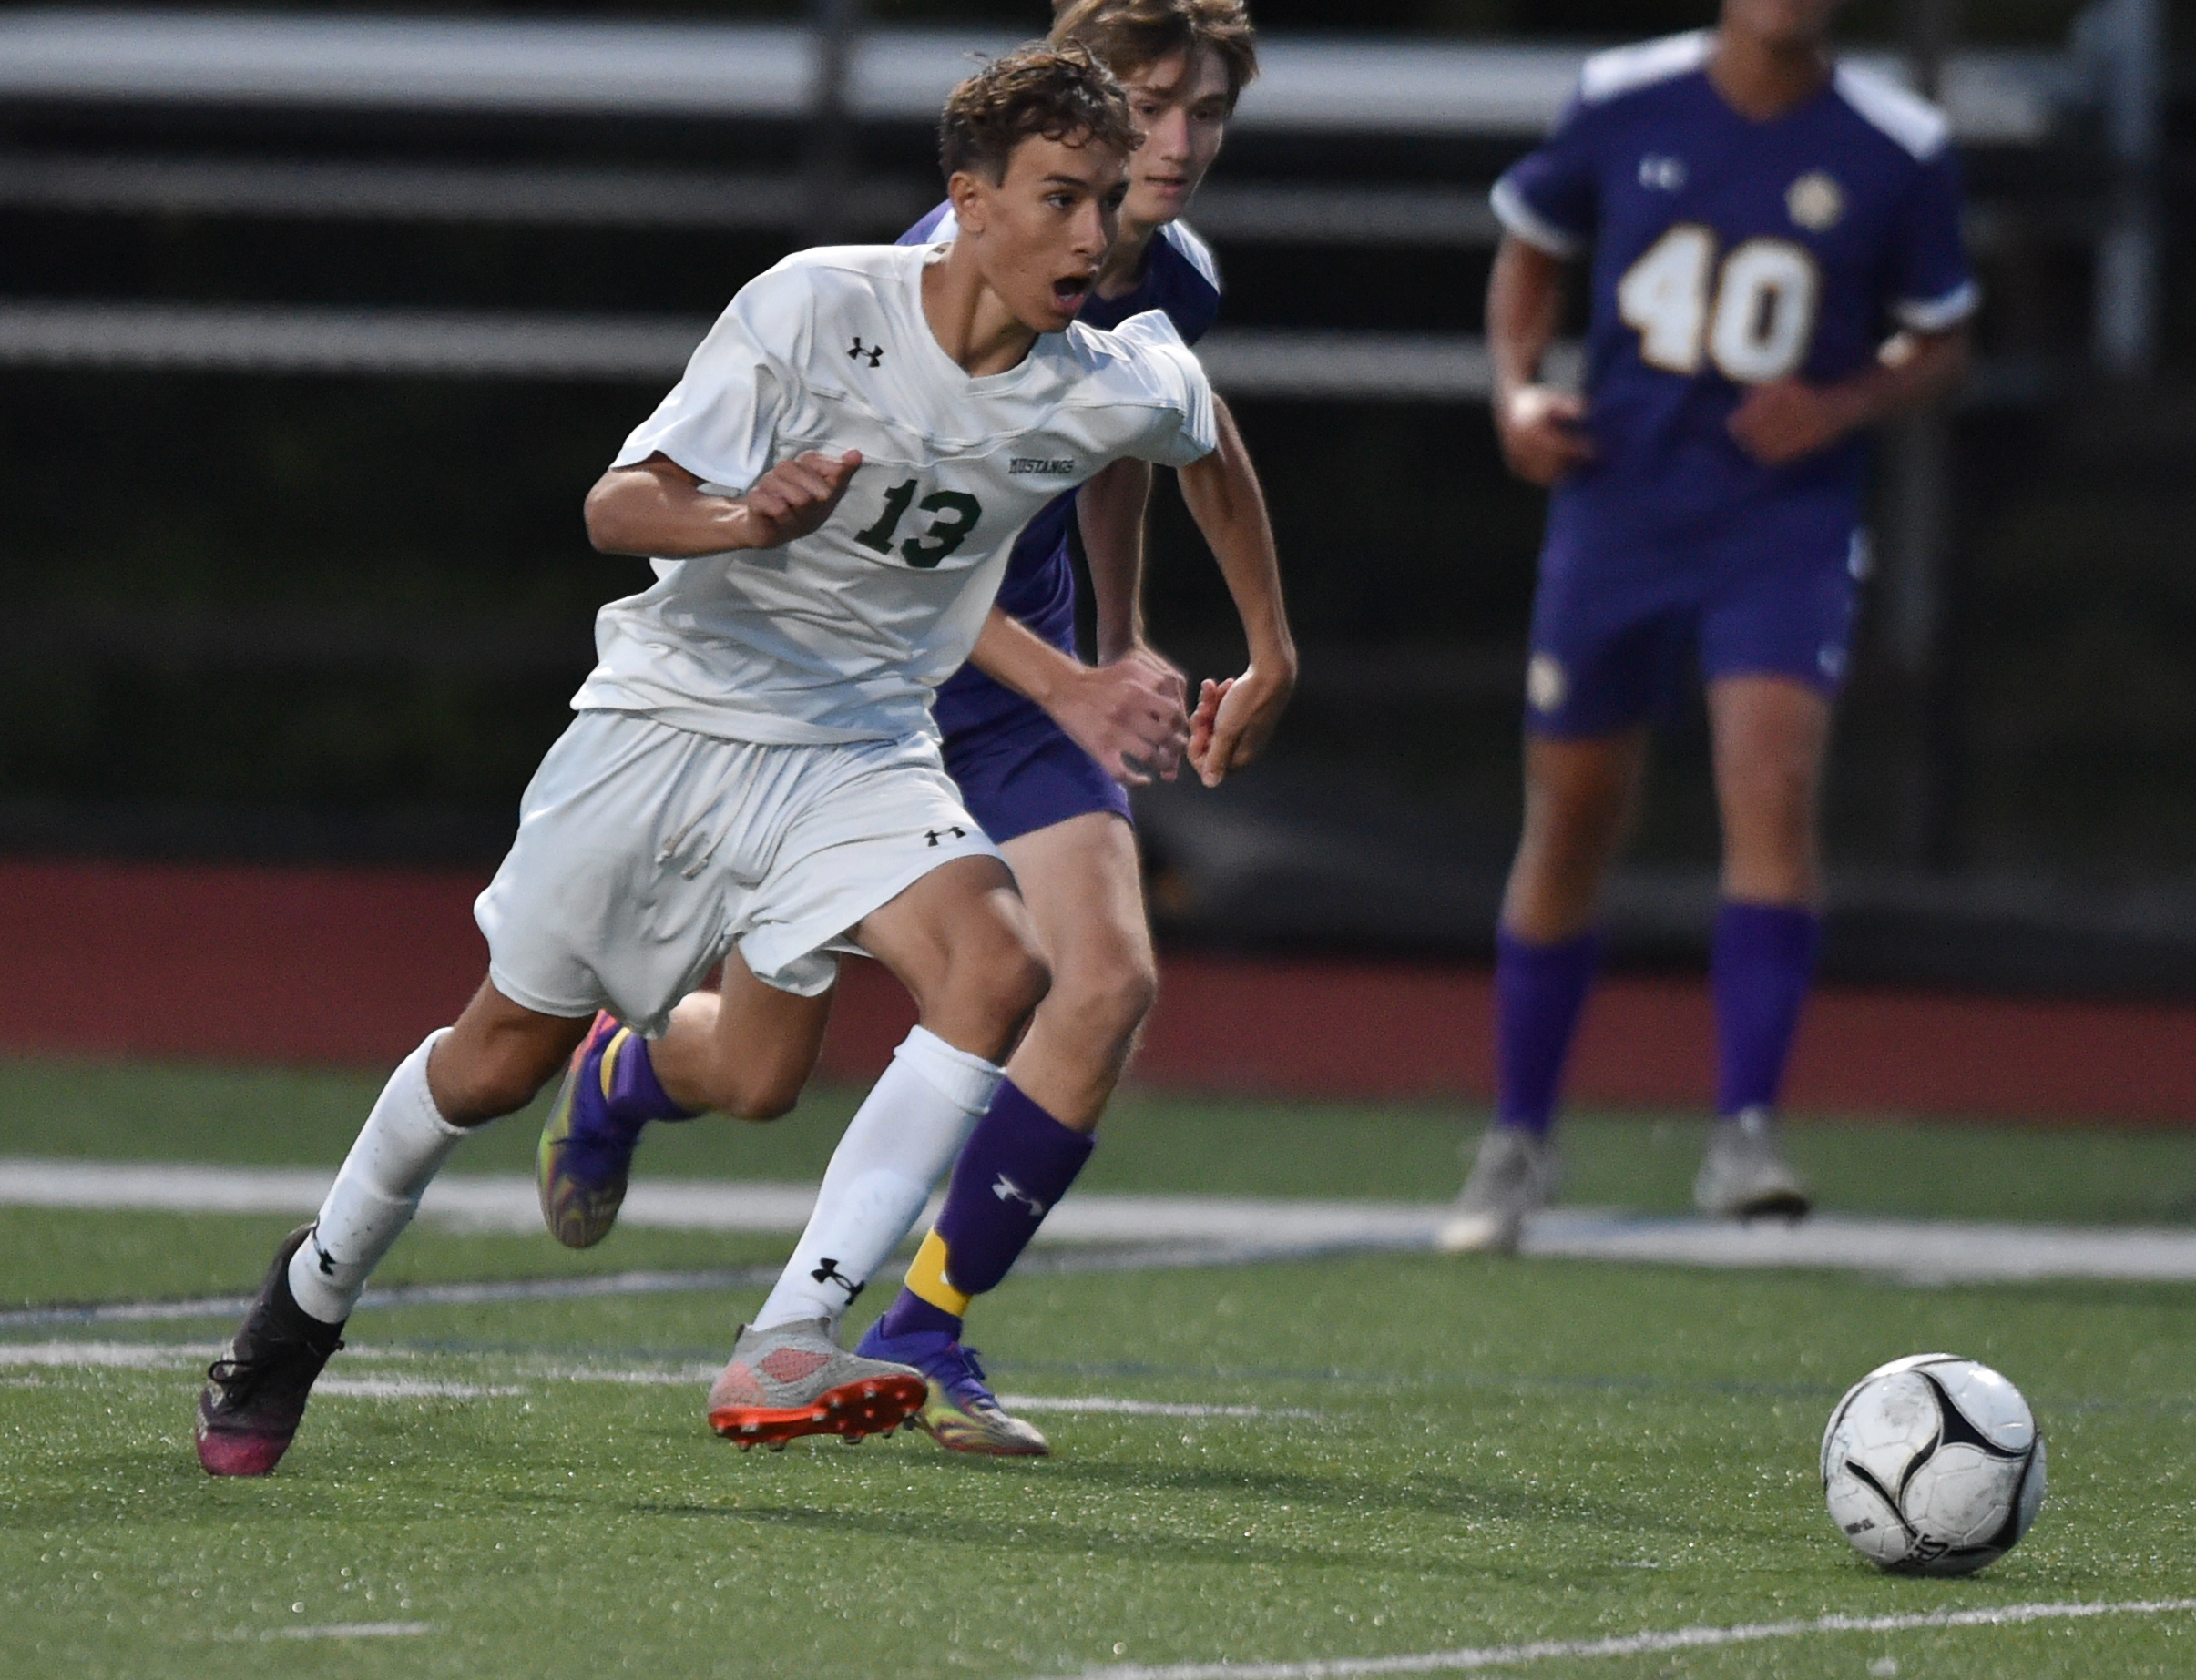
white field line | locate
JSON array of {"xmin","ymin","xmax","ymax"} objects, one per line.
[
  {"xmin": 998, "ymin": 1396, "xmax": 1313, "ymax": 1420},
  {"xmin": 1032, "ymin": 1599, "xmax": 2196, "ymax": 1680},
  {"xmin": 270, "ymin": 1623, "xmax": 432, "ymax": 1640},
  {"xmin": 0, "ymin": 1339, "xmax": 215, "ymax": 1368},
  {"xmin": 0, "ymin": 1252, "xmax": 1245, "ymax": 1330},
  {"xmin": 523, "ymin": 1361, "xmax": 722, "ymax": 1386},
  {"xmin": 315, "ymin": 1378, "xmax": 525, "ymax": 1400},
  {"xmin": 0, "ymin": 1340, "xmax": 1292, "ymax": 1419},
  {"xmin": 13, "ymin": 1156, "xmax": 2196, "ymax": 1284}
]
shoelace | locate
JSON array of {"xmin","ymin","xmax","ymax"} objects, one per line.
[
  {"xmin": 940, "ymin": 1344, "xmax": 1004, "ymax": 1410},
  {"xmin": 206, "ymin": 1331, "xmax": 343, "ymax": 1404}
]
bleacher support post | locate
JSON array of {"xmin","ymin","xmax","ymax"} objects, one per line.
[
  {"xmin": 2082, "ymin": 0, "xmax": 2163, "ymax": 381},
  {"xmin": 1889, "ymin": 0, "xmax": 1960, "ymax": 869},
  {"xmin": 802, "ymin": 0, "xmax": 863, "ymax": 249}
]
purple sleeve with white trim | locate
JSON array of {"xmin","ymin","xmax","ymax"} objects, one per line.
[
  {"xmin": 1886, "ymin": 148, "xmax": 1977, "ymax": 331},
  {"xmin": 1491, "ymin": 102, "xmax": 1599, "ymax": 258}
]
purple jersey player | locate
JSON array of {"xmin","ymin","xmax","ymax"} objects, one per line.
[
  {"xmin": 1440, "ymin": 0, "xmax": 1975, "ymax": 1253},
  {"xmin": 899, "ymin": 179, "xmax": 1220, "ymax": 842},
  {"xmin": 854, "ymin": 0, "xmax": 1297, "ymax": 1456}
]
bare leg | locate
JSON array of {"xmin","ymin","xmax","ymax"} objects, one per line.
[
  {"xmin": 741, "ymin": 854, "xmax": 1050, "ymax": 1335},
  {"xmin": 851, "ymin": 854, "xmax": 1051, "ymax": 1058},
  {"xmin": 427, "ymin": 980, "xmax": 591, "ymax": 1125},
  {"xmin": 294, "ymin": 979, "xmax": 587, "ymax": 1328},
  {"xmin": 1707, "ymin": 674, "xmax": 1832, "ymax": 906},
  {"xmin": 1441, "ymin": 725, "xmax": 1650, "ymax": 1254},
  {"xmin": 1499, "ymin": 726, "xmax": 1650, "ymax": 940},
  {"xmin": 854, "ymin": 820, "xmax": 1148, "ymax": 1436},
  {"xmin": 1696, "ymin": 675, "xmax": 1832, "ymax": 1218},
  {"xmin": 646, "ymin": 951, "xmax": 837, "ymax": 1121},
  {"xmin": 996, "ymin": 812, "xmax": 1156, "ymax": 1134}
]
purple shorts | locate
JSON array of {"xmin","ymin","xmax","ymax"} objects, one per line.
[
  {"xmin": 942, "ymin": 705, "xmax": 1131, "ymax": 847},
  {"xmin": 1525, "ymin": 502, "xmax": 1866, "ymax": 738}
]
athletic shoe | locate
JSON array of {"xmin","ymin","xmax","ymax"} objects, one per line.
[
  {"xmin": 853, "ymin": 1323, "xmax": 1049, "ymax": 1457},
  {"xmin": 194, "ymin": 1223, "xmax": 346, "ymax": 1477},
  {"xmin": 537, "ymin": 1012, "xmax": 639, "ymax": 1250},
  {"xmin": 1435, "ymin": 1125, "xmax": 1561, "ymax": 1256},
  {"xmin": 706, "ymin": 1319, "xmax": 927, "ymax": 1450},
  {"xmin": 1695, "ymin": 1107, "xmax": 1813, "ymax": 1221}
]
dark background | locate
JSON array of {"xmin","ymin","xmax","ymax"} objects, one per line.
[{"xmin": 3, "ymin": 1, "xmax": 2191, "ymax": 987}]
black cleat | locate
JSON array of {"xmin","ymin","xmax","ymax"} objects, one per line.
[{"xmin": 194, "ymin": 1223, "xmax": 346, "ymax": 1477}]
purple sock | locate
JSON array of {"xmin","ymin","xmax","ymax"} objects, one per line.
[
  {"xmin": 875, "ymin": 1080, "xmax": 1093, "ymax": 1340},
  {"xmin": 874, "ymin": 1291, "xmax": 963, "ymax": 1340},
  {"xmin": 605, "ymin": 1031, "xmax": 698, "ymax": 1133},
  {"xmin": 1495, "ymin": 925, "xmax": 1601, "ymax": 1135},
  {"xmin": 1712, "ymin": 901, "xmax": 1822, "ymax": 1116}
]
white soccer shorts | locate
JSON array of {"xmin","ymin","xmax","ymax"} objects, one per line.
[{"xmin": 474, "ymin": 709, "xmax": 1002, "ymax": 1033}]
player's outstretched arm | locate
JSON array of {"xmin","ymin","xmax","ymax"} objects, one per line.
[
  {"xmin": 1726, "ymin": 327, "xmax": 1971, "ymax": 468},
  {"xmin": 1176, "ymin": 394, "xmax": 1297, "ymax": 789},
  {"xmin": 1488, "ymin": 234, "xmax": 1593, "ymax": 488},
  {"xmin": 967, "ymin": 606, "xmax": 1190, "ymax": 787},
  {"xmin": 584, "ymin": 450, "xmax": 863, "ymax": 557}
]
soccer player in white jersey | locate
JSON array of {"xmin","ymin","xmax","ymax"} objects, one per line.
[
  {"xmin": 534, "ymin": 0, "xmax": 1291, "ymax": 1461},
  {"xmin": 193, "ymin": 45, "xmax": 1232, "ymax": 1474}
]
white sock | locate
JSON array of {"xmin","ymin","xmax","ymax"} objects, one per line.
[
  {"xmin": 288, "ymin": 1030, "xmax": 469, "ymax": 1324},
  {"xmin": 751, "ymin": 1026, "xmax": 1002, "ymax": 1334}
]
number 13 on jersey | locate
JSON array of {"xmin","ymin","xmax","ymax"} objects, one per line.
[
  {"xmin": 1619, "ymin": 224, "xmax": 1821, "ymax": 384},
  {"xmin": 853, "ymin": 478, "xmax": 984, "ymax": 569}
]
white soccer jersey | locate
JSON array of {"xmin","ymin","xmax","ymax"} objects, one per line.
[{"xmin": 573, "ymin": 242, "xmax": 1220, "ymax": 746}]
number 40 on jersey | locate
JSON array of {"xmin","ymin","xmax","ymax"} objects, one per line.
[{"xmin": 1619, "ymin": 225, "xmax": 1821, "ymax": 384}]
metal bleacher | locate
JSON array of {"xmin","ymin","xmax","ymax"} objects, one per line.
[{"xmin": 0, "ymin": 8, "xmax": 2130, "ymax": 398}]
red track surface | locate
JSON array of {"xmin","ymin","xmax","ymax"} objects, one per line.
[{"xmin": 5, "ymin": 858, "xmax": 2191, "ymax": 1122}]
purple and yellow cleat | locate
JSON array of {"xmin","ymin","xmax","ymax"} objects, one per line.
[
  {"xmin": 853, "ymin": 1323, "xmax": 1049, "ymax": 1457},
  {"xmin": 537, "ymin": 1012, "xmax": 650, "ymax": 1249}
]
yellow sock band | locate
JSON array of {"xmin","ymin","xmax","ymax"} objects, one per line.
[
  {"xmin": 904, "ymin": 1229, "xmax": 972, "ymax": 1317},
  {"xmin": 596, "ymin": 1026, "xmax": 633, "ymax": 1099}
]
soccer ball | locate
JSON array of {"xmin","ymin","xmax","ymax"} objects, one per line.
[{"xmin": 1820, "ymin": 1353, "xmax": 2047, "ymax": 1576}]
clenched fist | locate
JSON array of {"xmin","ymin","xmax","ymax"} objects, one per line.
[{"xmin": 739, "ymin": 450, "xmax": 864, "ymax": 548}]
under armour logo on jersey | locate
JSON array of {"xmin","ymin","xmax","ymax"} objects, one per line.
[
  {"xmin": 925, "ymin": 825, "xmax": 968, "ymax": 847},
  {"xmin": 992, "ymin": 1174, "xmax": 1047, "ymax": 1218},
  {"xmin": 1638, "ymin": 154, "xmax": 1688, "ymax": 192},
  {"xmin": 312, "ymin": 1237, "xmax": 337, "ymax": 1276},
  {"xmin": 810, "ymin": 1257, "xmax": 864, "ymax": 1301},
  {"xmin": 848, "ymin": 336, "xmax": 884, "ymax": 367}
]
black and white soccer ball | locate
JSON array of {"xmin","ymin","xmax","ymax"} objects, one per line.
[{"xmin": 1820, "ymin": 1353, "xmax": 2047, "ymax": 1577}]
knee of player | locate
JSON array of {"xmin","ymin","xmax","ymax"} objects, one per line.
[
  {"xmin": 975, "ymin": 938, "xmax": 1053, "ymax": 1026},
  {"xmin": 1056, "ymin": 952, "xmax": 1159, "ymax": 1043},
  {"xmin": 718, "ymin": 1074, "xmax": 804, "ymax": 1123},
  {"xmin": 1001, "ymin": 944, "xmax": 1054, "ymax": 1021}
]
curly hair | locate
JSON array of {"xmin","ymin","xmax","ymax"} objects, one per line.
[
  {"xmin": 938, "ymin": 42, "xmax": 1141, "ymax": 185},
  {"xmin": 1049, "ymin": 0, "xmax": 1259, "ymax": 110}
]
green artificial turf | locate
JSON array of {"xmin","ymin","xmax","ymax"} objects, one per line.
[{"xmin": 4, "ymin": 1057, "xmax": 2196, "ymax": 1678}]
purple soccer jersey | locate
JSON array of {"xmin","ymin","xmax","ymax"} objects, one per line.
[
  {"xmin": 896, "ymin": 204, "xmax": 1221, "ymax": 764},
  {"xmin": 1496, "ymin": 30, "xmax": 1976, "ymax": 545},
  {"xmin": 1495, "ymin": 32, "xmax": 1976, "ymax": 734}
]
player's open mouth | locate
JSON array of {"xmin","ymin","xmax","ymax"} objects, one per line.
[{"xmin": 1052, "ymin": 275, "xmax": 1092, "ymax": 310}]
